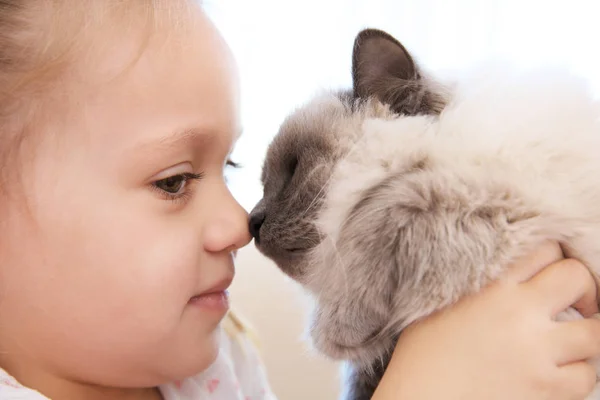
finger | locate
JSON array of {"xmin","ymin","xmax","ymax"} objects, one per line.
[
  {"xmin": 553, "ymin": 317, "xmax": 600, "ymax": 365},
  {"xmin": 556, "ymin": 361, "xmax": 598, "ymax": 400},
  {"xmin": 503, "ymin": 241, "xmax": 563, "ymax": 283},
  {"xmin": 525, "ymin": 258, "xmax": 596, "ymax": 316},
  {"xmin": 572, "ymin": 282, "xmax": 600, "ymax": 317}
]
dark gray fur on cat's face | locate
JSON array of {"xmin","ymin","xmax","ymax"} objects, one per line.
[{"xmin": 250, "ymin": 29, "xmax": 446, "ymax": 280}]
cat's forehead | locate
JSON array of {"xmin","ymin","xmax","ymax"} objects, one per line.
[
  {"xmin": 265, "ymin": 91, "xmax": 384, "ymax": 162},
  {"xmin": 280, "ymin": 92, "xmax": 353, "ymax": 141},
  {"xmin": 261, "ymin": 94, "xmax": 346, "ymax": 172},
  {"xmin": 261, "ymin": 90, "xmax": 401, "ymax": 188}
]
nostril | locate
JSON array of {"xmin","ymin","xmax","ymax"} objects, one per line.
[{"xmin": 249, "ymin": 211, "xmax": 266, "ymax": 241}]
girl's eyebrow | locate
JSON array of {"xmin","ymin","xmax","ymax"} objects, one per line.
[
  {"xmin": 135, "ymin": 127, "xmax": 243, "ymax": 154},
  {"xmin": 136, "ymin": 128, "xmax": 211, "ymax": 153}
]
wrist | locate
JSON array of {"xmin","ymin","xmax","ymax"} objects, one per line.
[{"xmin": 372, "ymin": 333, "xmax": 469, "ymax": 400}]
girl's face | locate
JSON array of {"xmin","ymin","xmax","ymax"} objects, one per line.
[{"xmin": 0, "ymin": 5, "xmax": 249, "ymax": 392}]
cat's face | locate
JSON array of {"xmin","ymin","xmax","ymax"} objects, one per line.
[
  {"xmin": 250, "ymin": 29, "xmax": 444, "ymax": 278},
  {"xmin": 249, "ymin": 91, "xmax": 398, "ymax": 280},
  {"xmin": 249, "ymin": 29, "xmax": 448, "ymax": 364}
]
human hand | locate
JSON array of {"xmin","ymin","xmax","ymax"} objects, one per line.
[{"xmin": 373, "ymin": 241, "xmax": 600, "ymax": 400}]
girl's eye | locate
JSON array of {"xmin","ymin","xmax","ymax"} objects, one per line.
[
  {"xmin": 151, "ymin": 159, "xmax": 238, "ymax": 203},
  {"xmin": 152, "ymin": 172, "xmax": 204, "ymax": 196},
  {"xmin": 155, "ymin": 175, "xmax": 186, "ymax": 194}
]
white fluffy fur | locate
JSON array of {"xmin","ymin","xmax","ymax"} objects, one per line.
[
  {"xmin": 311, "ymin": 66, "xmax": 600, "ymax": 398},
  {"xmin": 319, "ymin": 67, "xmax": 600, "ymax": 249}
]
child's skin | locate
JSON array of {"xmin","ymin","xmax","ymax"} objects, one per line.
[
  {"xmin": 0, "ymin": 3, "xmax": 248, "ymax": 400},
  {"xmin": 0, "ymin": 2, "xmax": 598, "ymax": 400},
  {"xmin": 375, "ymin": 242, "xmax": 600, "ymax": 400}
]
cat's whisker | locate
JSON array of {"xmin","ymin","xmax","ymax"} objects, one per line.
[
  {"xmin": 324, "ymin": 233, "xmax": 352, "ymax": 298},
  {"xmin": 298, "ymin": 134, "xmax": 368, "ymax": 222},
  {"xmin": 296, "ymin": 191, "xmax": 326, "ymax": 221},
  {"xmin": 295, "ymin": 164, "xmax": 330, "ymax": 220},
  {"xmin": 312, "ymin": 226, "xmax": 350, "ymax": 296}
]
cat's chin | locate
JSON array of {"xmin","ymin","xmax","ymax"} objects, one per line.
[
  {"xmin": 309, "ymin": 324, "xmax": 394, "ymax": 367},
  {"xmin": 253, "ymin": 242, "xmax": 310, "ymax": 281}
]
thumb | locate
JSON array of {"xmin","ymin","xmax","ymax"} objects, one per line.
[{"xmin": 503, "ymin": 241, "xmax": 564, "ymax": 284}]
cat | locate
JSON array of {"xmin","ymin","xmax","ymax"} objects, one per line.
[{"xmin": 248, "ymin": 27, "xmax": 600, "ymax": 400}]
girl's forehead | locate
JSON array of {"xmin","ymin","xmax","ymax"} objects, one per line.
[
  {"xmin": 54, "ymin": 6, "xmax": 241, "ymax": 164},
  {"xmin": 82, "ymin": 6, "xmax": 236, "ymax": 86}
]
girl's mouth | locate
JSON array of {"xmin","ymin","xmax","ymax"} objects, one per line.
[{"xmin": 188, "ymin": 290, "xmax": 230, "ymax": 312}]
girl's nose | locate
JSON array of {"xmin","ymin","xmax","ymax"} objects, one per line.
[{"xmin": 203, "ymin": 188, "xmax": 251, "ymax": 254}]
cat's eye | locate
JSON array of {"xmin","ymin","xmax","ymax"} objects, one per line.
[{"xmin": 288, "ymin": 156, "xmax": 298, "ymax": 177}]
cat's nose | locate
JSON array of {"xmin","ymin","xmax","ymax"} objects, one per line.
[{"xmin": 249, "ymin": 211, "xmax": 266, "ymax": 242}]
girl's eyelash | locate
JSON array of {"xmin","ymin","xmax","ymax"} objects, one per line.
[
  {"xmin": 151, "ymin": 159, "xmax": 239, "ymax": 205},
  {"xmin": 151, "ymin": 172, "xmax": 204, "ymax": 204},
  {"xmin": 224, "ymin": 159, "xmax": 241, "ymax": 184},
  {"xmin": 226, "ymin": 159, "xmax": 241, "ymax": 168}
]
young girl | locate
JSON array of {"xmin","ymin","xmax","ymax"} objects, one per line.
[{"xmin": 0, "ymin": 1, "xmax": 599, "ymax": 399}]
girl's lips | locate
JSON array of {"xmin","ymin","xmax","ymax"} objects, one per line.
[
  {"xmin": 187, "ymin": 274, "xmax": 233, "ymax": 312},
  {"xmin": 188, "ymin": 290, "xmax": 230, "ymax": 312}
]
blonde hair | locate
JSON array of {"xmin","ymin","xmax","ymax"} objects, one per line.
[{"xmin": 0, "ymin": 0, "xmax": 196, "ymax": 192}]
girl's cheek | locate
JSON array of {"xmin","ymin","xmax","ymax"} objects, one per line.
[{"xmin": 139, "ymin": 231, "xmax": 201, "ymax": 289}]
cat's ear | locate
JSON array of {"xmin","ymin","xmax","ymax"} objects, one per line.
[{"xmin": 352, "ymin": 28, "xmax": 420, "ymax": 109}]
